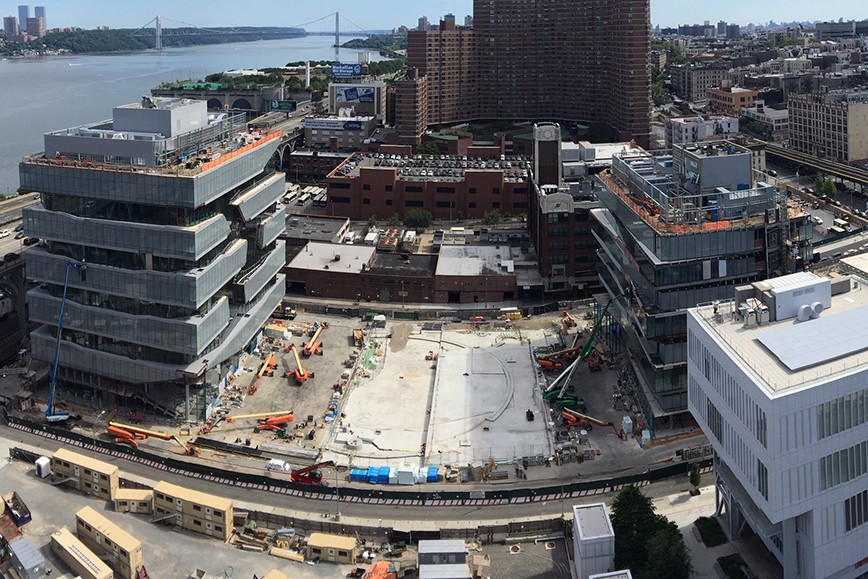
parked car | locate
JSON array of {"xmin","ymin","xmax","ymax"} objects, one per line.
[
  {"xmin": 812, "ymin": 216, "xmax": 823, "ymax": 226},
  {"xmin": 0, "ymin": 229, "xmax": 10, "ymax": 238}
]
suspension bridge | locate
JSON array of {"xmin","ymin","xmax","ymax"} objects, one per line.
[{"xmin": 132, "ymin": 12, "xmax": 376, "ymax": 51}]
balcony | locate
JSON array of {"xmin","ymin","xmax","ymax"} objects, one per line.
[
  {"xmin": 25, "ymin": 240, "xmax": 246, "ymax": 310},
  {"xmin": 28, "ymin": 289, "xmax": 230, "ymax": 357},
  {"xmin": 24, "ymin": 206, "xmax": 230, "ymax": 262},
  {"xmin": 231, "ymin": 173, "xmax": 284, "ymax": 222},
  {"xmin": 236, "ymin": 242, "xmax": 285, "ymax": 303}
]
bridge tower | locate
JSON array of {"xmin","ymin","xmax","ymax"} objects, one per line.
[
  {"xmin": 335, "ymin": 12, "xmax": 339, "ymax": 49},
  {"xmin": 155, "ymin": 15, "xmax": 162, "ymax": 51}
]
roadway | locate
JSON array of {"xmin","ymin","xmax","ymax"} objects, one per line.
[
  {"xmin": 0, "ymin": 418, "xmax": 696, "ymax": 526},
  {"xmin": 0, "ymin": 194, "xmax": 37, "ymax": 256}
]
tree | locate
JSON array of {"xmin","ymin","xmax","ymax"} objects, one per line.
[
  {"xmin": 403, "ymin": 209, "xmax": 433, "ymax": 230},
  {"xmin": 610, "ymin": 485, "xmax": 660, "ymax": 572},
  {"xmin": 815, "ymin": 173, "xmax": 825, "ymax": 193},
  {"xmin": 483, "ymin": 210, "xmax": 501, "ymax": 226},
  {"xmin": 368, "ymin": 215, "xmax": 379, "ymax": 228},
  {"xmin": 417, "ymin": 141, "xmax": 440, "ymax": 156},
  {"xmin": 689, "ymin": 463, "xmax": 702, "ymax": 495},
  {"xmin": 641, "ymin": 520, "xmax": 692, "ymax": 579},
  {"xmin": 389, "ymin": 213, "xmax": 401, "ymax": 227},
  {"xmin": 821, "ymin": 179, "xmax": 837, "ymax": 198}
]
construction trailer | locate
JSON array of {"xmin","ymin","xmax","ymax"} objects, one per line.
[
  {"xmin": 51, "ymin": 448, "xmax": 119, "ymax": 500},
  {"xmin": 152, "ymin": 481, "xmax": 233, "ymax": 542},
  {"xmin": 306, "ymin": 532, "xmax": 357, "ymax": 564},
  {"xmin": 50, "ymin": 527, "xmax": 113, "ymax": 579},
  {"xmin": 75, "ymin": 505, "xmax": 146, "ymax": 579},
  {"xmin": 112, "ymin": 488, "xmax": 154, "ymax": 515}
]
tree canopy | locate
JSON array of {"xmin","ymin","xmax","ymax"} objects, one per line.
[{"xmin": 610, "ymin": 485, "xmax": 691, "ymax": 579}]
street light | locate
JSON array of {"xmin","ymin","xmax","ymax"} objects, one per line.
[{"xmin": 91, "ymin": 410, "xmax": 106, "ymax": 455}]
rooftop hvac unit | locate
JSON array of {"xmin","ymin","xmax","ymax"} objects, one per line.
[
  {"xmin": 810, "ymin": 301, "xmax": 824, "ymax": 318},
  {"xmin": 797, "ymin": 304, "xmax": 812, "ymax": 322},
  {"xmin": 743, "ymin": 308, "xmax": 757, "ymax": 327}
]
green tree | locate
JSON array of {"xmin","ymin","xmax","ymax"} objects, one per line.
[
  {"xmin": 368, "ymin": 214, "xmax": 379, "ymax": 228},
  {"xmin": 483, "ymin": 210, "xmax": 502, "ymax": 226},
  {"xmin": 821, "ymin": 179, "xmax": 837, "ymax": 198},
  {"xmin": 690, "ymin": 464, "xmax": 702, "ymax": 495},
  {"xmin": 389, "ymin": 213, "xmax": 402, "ymax": 227},
  {"xmin": 641, "ymin": 520, "xmax": 692, "ymax": 579},
  {"xmin": 610, "ymin": 486, "xmax": 660, "ymax": 572},
  {"xmin": 417, "ymin": 141, "xmax": 440, "ymax": 156},
  {"xmin": 403, "ymin": 209, "xmax": 433, "ymax": 229}
]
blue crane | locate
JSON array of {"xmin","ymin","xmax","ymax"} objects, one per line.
[{"xmin": 46, "ymin": 259, "xmax": 87, "ymax": 423}]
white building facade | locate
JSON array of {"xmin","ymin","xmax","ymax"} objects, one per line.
[{"xmin": 687, "ymin": 271, "xmax": 868, "ymax": 579}]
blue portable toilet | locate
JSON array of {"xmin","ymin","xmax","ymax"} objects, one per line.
[
  {"xmin": 378, "ymin": 466, "xmax": 390, "ymax": 484},
  {"xmin": 366, "ymin": 466, "xmax": 379, "ymax": 484},
  {"xmin": 427, "ymin": 466, "xmax": 438, "ymax": 482}
]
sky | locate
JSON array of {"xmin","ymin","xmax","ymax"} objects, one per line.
[{"xmin": 5, "ymin": 1, "xmax": 866, "ymax": 32}]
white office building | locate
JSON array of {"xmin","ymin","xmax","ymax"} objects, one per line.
[
  {"xmin": 572, "ymin": 503, "xmax": 615, "ymax": 579},
  {"xmin": 687, "ymin": 270, "xmax": 868, "ymax": 579}
]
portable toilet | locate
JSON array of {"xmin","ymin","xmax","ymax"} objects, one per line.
[
  {"xmin": 366, "ymin": 466, "xmax": 379, "ymax": 484},
  {"xmin": 35, "ymin": 456, "xmax": 52, "ymax": 479},
  {"xmin": 427, "ymin": 466, "xmax": 439, "ymax": 483},
  {"xmin": 378, "ymin": 466, "xmax": 390, "ymax": 484}
]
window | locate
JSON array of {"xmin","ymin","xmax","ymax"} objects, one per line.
[
  {"xmin": 338, "ymin": 550, "xmax": 349, "ymax": 557},
  {"xmin": 331, "ymin": 196, "xmax": 350, "ymax": 204},
  {"xmin": 493, "ymin": 187, "xmax": 500, "ymax": 194},
  {"xmin": 405, "ymin": 200, "xmax": 424, "ymax": 207},
  {"xmin": 215, "ymin": 525, "xmax": 223, "ymax": 533},
  {"xmin": 706, "ymin": 400, "xmax": 724, "ymax": 444},
  {"xmin": 845, "ymin": 490, "xmax": 868, "ymax": 532},
  {"xmin": 331, "ymin": 182, "xmax": 350, "ymax": 190},
  {"xmin": 385, "ymin": 199, "xmax": 393, "ymax": 206},
  {"xmin": 436, "ymin": 186, "xmax": 455, "ymax": 193},
  {"xmin": 363, "ymin": 198, "xmax": 371, "ymax": 205},
  {"xmin": 492, "ymin": 202, "xmax": 500, "ymax": 209},
  {"xmin": 193, "ymin": 520, "xmax": 202, "ymax": 527},
  {"xmin": 385, "ymin": 185, "xmax": 393, "ymax": 192},
  {"xmin": 312, "ymin": 547, "xmax": 322, "ymax": 555},
  {"xmin": 193, "ymin": 505, "xmax": 202, "ymax": 512},
  {"xmin": 214, "ymin": 511, "xmax": 222, "ymax": 518},
  {"xmin": 363, "ymin": 184, "xmax": 371, "ymax": 191},
  {"xmin": 406, "ymin": 185, "xmax": 423, "ymax": 193},
  {"xmin": 757, "ymin": 459, "xmax": 768, "ymax": 500},
  {"xmin": 469, "ymin": 187, "xmax": 477, "ymax": 194},
  {"xmin": 820, "ymin": 441, "xmax": 868, "ymax": 490}
]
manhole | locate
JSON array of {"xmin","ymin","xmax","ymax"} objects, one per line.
[
  {"xmin": 544, "ymin": 542, "xmax": 556, "ymax": 550},
  {"xmin": 509, "ymin": 545, "xmax": 521, "ymax": 554}
]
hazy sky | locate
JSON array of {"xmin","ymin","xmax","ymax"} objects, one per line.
[{"xmin": 6, "ymin": 1, "xmax": 866, "ymax": 31}]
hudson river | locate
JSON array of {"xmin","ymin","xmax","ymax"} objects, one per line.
[{"xmin": 0, "ymin": 35, "xmax": 372, "ymax": 192}]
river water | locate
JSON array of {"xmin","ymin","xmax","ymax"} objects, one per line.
[{"xmin": 0, "ymin": 35, "xmax": 373, "ymax": 193}]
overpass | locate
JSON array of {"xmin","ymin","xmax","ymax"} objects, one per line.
[{"xmin": 766, "ymin": 143, "xmax": 868, "ymax": 190}]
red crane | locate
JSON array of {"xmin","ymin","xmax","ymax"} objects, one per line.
[
  {"xmin": 290, "ymin": 460, "xmax": 335, "ymax": 485},
  {"xmin": 254, "ymin": 413, "xmax": 296, "ymax": 432},
  {"xmin": 302, "ymin": 325, "xmax": 325, "ymax": 356}
]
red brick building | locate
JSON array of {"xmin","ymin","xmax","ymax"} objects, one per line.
[{"xmin": 326, "ymin": 154, "xmax": 532, "ymax": 221}]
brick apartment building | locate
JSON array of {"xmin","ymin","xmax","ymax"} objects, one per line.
[
  {"xmin": 397, "ymin": 0, "xmax": 651, "ymax": 148},
  {"xmin": 326, "ymin": 153, "xmax": 532, "ymax": 221}
]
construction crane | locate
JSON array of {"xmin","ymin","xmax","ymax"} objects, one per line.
[
  {"xmin": 287, "ymin": 344, "xmax": 314, "ymax": 384},
  {"xmin": 546, "ymin": 288, "xmax": 632, "ymax": 399},
  {"xmin": 255, "ymin": 413, "xmax": 296, "ymax": 432},
  {"xmin": 249, "ymin": 353, "xmax": 277, "ymax": 395},
  {"xmin": 302, "ymin": 324, "xmax": 325, "ymax": 356},
  {"xmin": 225, "ymin": 411, "xmax": 293, "ymax": 423},
  {"xmin": 171, "ymin": 435, "xmax": 201, "ymax": 457},
  {"xmin": 46, "ymin": 259, "xmax": 87, "ymax": 423},
  {"xmin": 290, "ymin": 460, "xmax": 334, "ymax": 485},
  {"xmin": 107, "ymin": 421, "xmax": 172, "ymax": 440}
]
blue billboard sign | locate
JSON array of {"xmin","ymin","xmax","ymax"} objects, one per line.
[
  {"xmin": 332, "ymin": 63, "xmax": 363, "ymax": 78},
  {"xmin": 343, "ymin": 121, "xmax": 363, "ymax": 131},
  {"xmin": 335, "ymin": 86, "xmax": 375, "ymax": 103}
]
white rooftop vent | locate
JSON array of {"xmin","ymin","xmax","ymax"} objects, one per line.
[
  {"xmin": 797, "ymin": 304, "xmax": 812, "ymax": 322},
  {"xmin": 810, "ymin": 301, "xmax": 825, "ymax": 319}
]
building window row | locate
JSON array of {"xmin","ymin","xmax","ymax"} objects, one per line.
[
  {"xmin": 845, "ymin": 489, "xmax": 868, "ymax": 532},
  {"xmin": 817, "ymin": 387, "xmax": 868, "ymax": 439},
  {"xmin": 819, "ymin": 441, "xmax": 868, "ymax": 491}
]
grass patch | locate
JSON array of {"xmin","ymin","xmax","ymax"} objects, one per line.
[
  {"xmin": 717, "ymin": 554, "xmax": 750, "ymax": 579},
  {"xmin": 695, "ymin": 516, "xmax": 727, "ymax": 547}
]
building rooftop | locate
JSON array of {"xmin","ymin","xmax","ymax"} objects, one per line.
[
  {"xmin": 600, "ymin": 148, "xmax": 801, "ymax": 236},
  {"xmin": 153, "ymin": 480, "xmax": 232, "ymax": 511},
  {"xmin": 589, "ymin": 571, "xmax": 633, "ymax": 579},
  {"xmin": 287, "ymin": 241, "xmax": 376, "ymax": 273},
  {"xmin": 76, "ymin": 506, "xmax": 141, "ymax": 552},
  {"xmin": 330, "ymin": 152, "xmax": 531, "ymax": 183},
  {"xmin": 435, "ymin": 245, "xmax": 515, "ymax": 277},
  {"xmin": 283, "ymin": 214, "xmax": 349, "ymax": 243},
  {"xmin": 53, "ymin": 448, "xmax": 119, "ymax": 475},
  {"xmin": 419, "ymin": 539, "xmax": 467, "ymax": 554},
  {"xmin": 368, "ymin": 253, "xmax": 438, "ymax": 277},
  {"xmin": 8, "ymin": 536, "xmax": 44, "ymax": 570},
  {"xmin": 573, "ymin": 503, "xmax": 614, "ymax": 540},
  {"xmin": 307, "ymin": 532, "xmax": 357, "ymax": 550},
  {"xmin": 690, "ymin": 270, "xmax": 868, "ymax": 396}
]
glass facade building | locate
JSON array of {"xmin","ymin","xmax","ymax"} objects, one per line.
[
  {"xmin": 591, "ymin": 143, "xmax": 813, "ymax": 432},
  {"xmin": 20, "ymin": 98, "xmax": 285, "ymax": 418}
]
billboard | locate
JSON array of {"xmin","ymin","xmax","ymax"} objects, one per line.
[
  {"xmin": 270, "ymin": 100, "xmax": 297, "ymax": 112},
  {"xmin": 304, "ymin": 118, "xmax": 366, "ymax": 131},
  {"xmin": 331, "ymin": 63, "xmax": 363, "ymax": 78},
  {"xmin": 335, "ymin": 86, "xmax": 375, "ymax": 104}
]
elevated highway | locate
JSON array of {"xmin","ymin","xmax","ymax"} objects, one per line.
[{"xmin": 766, "ymin": 143, "xmax": 868, "ymax": 190}]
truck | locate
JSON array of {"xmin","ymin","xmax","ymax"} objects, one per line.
[
  {"xmin": 3, "ymin": 492, "xmax": 32, "ymax": 527},
  {"xmin": 273, "ymin": 299, "xmax": 297, "ymax": 320}
]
